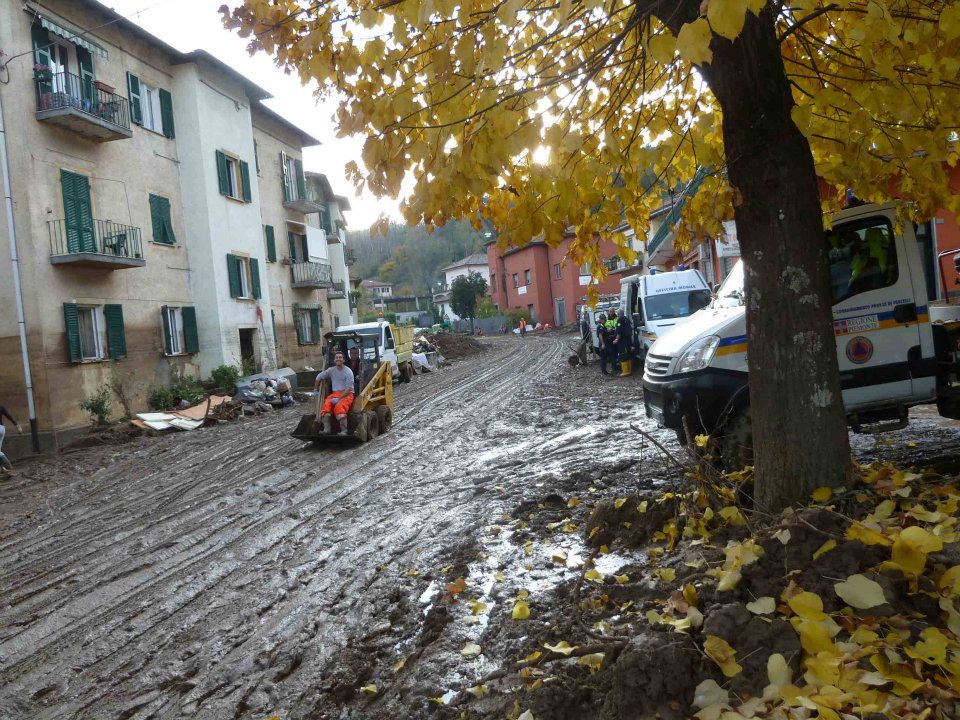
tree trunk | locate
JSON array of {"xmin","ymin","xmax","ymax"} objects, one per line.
[{"xmin": 697, "ymin": 9, "xmax": 851, "ymax": 510}]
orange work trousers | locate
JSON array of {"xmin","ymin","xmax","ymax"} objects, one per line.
[{"xmin": 322, "ymin": 391, "xmax": 355, "ymax": 417}]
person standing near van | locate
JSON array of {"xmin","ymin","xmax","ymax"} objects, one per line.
[
  {"xmin": 0, "ymin": 405, "xmax": 23, "ymax": 471},
  {"xmin": 616, "ymin": 310, "xmax": 634, "ymax": 376}
]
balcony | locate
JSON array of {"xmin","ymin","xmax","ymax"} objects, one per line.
[
  {"xmin": 283, "ymin": 187, "xmax": 322, "ymax": 214},
  {"xmin": 35, "ymin": 72, "xmax": 132, "ymax": 142},
  {"xmin": 328, "ymin": 280, "xmax": 347, "ymax": 299},
  {"xmin": 49, "ymin": 219, "xmax": 144, "ymax": 269},
  {"xmin": 291, "ymin": 260, "xmax": 333, "ymax": 288}
]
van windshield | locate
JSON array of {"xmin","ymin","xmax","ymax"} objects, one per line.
[
  {"xmin": 716, "ymin": 260, "xmax": 744, "ymax": 306},
  {"xmin": 645, "ymin": 289, "xmax": 712, "ymax": 320}
]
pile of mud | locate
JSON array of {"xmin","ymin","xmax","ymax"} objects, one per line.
[
  {"xmin": 62, "ymin": 422, "xmax": 148, "ymax": 450},
  {"xmin": 424, "ymin": 332, "xmax": 487, "ymax": 359}
]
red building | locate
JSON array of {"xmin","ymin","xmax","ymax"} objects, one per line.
[{"xmin": 487, "ymin": 230, "xmax": 633, "ymax": 326}]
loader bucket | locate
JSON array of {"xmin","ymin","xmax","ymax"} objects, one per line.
[{"xmin": 291, "ymin": 413, "xmax": 320, "ymax": 441}]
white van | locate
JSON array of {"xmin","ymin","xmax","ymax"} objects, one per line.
[{"xmin": 619, "ymin": 269, "xmax": 712, "ymax": 360}]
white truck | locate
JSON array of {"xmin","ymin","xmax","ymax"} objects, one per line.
[
  {"xmin": 619, "ymin": 268, "xmax": 712, "ymax": 361},
  {"xmin": 642, "ymin": 202, "xmax": 960, "ymax": 464},
  {"xmin": 335, "ymin": 320, "xmax": 415, "ymax": 382}
]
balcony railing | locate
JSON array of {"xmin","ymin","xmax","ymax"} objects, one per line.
[
  {"xmin": 291, "ymin": 260, "xmax": 333, "ymax": 288},
  {"xmin": 343, "ymin": 247, "xmax": 356, "ymax": 266},
  {"xmin": 35, "ymin": 71, "xmax": 132, "ymax": 141},
  {"xmin": 48, "ymin": 218, "xmax": 145, "ymax": 269},
  {"xmin": 328, "ymin": 280, "xmax": 347, "ymax": 299}
]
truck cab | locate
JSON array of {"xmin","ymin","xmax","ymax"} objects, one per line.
[
  {"xmin": 335, "ymin": 320, "xmax": 414, "ymax": 382},
  {"xmin": 620, "ymin": 269, "xmax": 712, "ymax": 361},
  {"xmin": 643, "ymin": 202, "xmax": 958, "ymax": 453}
]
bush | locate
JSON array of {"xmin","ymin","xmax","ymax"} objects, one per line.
[
  {"xmin": 504, "ymin": 307, "xmax": 531, "ymax": 328},
  {"xmin": 79, "ymin": 387, "xmax": 111, "ymax": 425},
  {"xmin": 147, "ymin": 384, "xmax": 175, "ymax": 411},
  {"xmin": 211, "ymin": 364, "xmax": 241, "ymax": 392},
  {"xmin": 172, "ymin": 375, "xmax": 205, "ymax": 406}
]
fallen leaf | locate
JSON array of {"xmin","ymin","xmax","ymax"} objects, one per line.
[
  {"xmin": 746, "ymin": 596, "xmax": 776, "ymax": 615},
  {"xmin": 774, "ymin": 528, "xmax": 792, "ymax": 545},
  {"xmin": 811, "ymin": 486, "xmax": 833, "ymax": 503},
  {"xmin": 812, "ymin": 539, "xmax": 837, "ymax": 560},
  {"xmin": 615, "ymin": 574, "xmax": 630, "ymax": 584},
  {"xmin": 692, "ymin": 678, "xmax": 729, "ymax": 709},
  {"xmin": 406, "ymin": 569, "xmax": 420, "ymax": 577},
  {"xmin": 393, "ymin": 656, "xmax": 407, "ymax": 673},
  {"xmin": 767, "ymin": 652, "xmax": 792, "ymax": 688},
  {"xmin": 890, "ymin": 525, "xmax": 943, "ymax": 576},
  {"xmin": 567, "ymin": 497, "xmax": 581, "ymax": 508},
  {"xmin": 599, "ymin": 544, "xmax": 610, "ymax": 554},
  {"xmin": 518, "ymin": 711, "xmax": 535, "ymax": 720},
  {"xmin": 521, "ymin": 650, "xmax": 542, "ymax": 664},
  {"xmin": 787, "ymin": 591, "xmax": 827, "ymax": 621},
  {"xmin": 834, "ymin": 574, "xmax": 887, "ymax": 610},
  {"xmin": 512, "ymin": 600, "xmax": 531, "ymax": 620},
  {"xmin": 446, "ymin": 577, "xmax": 467, "ymax": 596},
  {"xmin": 637, "ymin": 501, "xmax": 648, "ymax": 513},
  {"xmin": 551, "ymin": 550, "xmax": 568, "ymax": 564},
  {"xmin": 704, "ymin": 635, "xmax": 743, "ymax": 677},
  {"xmin": 469, "ymin": 598, "xmax": 488, "ymax": 615},
  {"xmin": 466, "ymin": 684, "xmax": 488, "ymax": 697},
  {"xmin": 494, "ymin": 571, "xmax": 506, "ymax": 582},
  {"xmin": 584, "ymin": 568, "xmax": 605, "ymax": 583},
  {"xmin": 460, "ymin": 642, "xmax": 481, "ymax": 657},
  {"xmin": 655, "ymin": 568, "xmax": 676, "ymax": 582},
  {"xmin": 614, "ymin": 498, "xmax": 627, "ymax": 509},
  {"xmin": 577, "ymin": 652, "xmax": 605, "ymax": 672},
  {"xmin": 360, "ymin": 684, "xmax": 377, "ymax": 695},
  {"xmin": 544, "ymin": 640, "xmax": 576, "ymax": 655}
]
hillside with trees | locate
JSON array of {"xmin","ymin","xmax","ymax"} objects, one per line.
[{"xmin": 347, "ymin": 220, "xmax": 487, "ymax": 295}]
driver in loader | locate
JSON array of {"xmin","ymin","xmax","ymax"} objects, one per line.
[{"xmin": 314, "ymin": 351, "xmax": 355, "ymax": 435}]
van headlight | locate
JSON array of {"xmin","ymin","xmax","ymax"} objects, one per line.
[{"xmin": 675, "ymin": 335, "xmax": 721, "ymax": 374}]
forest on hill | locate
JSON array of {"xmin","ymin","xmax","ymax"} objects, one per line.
[{"xmin": 346, "ymin": 220, "xmax": 488, "ymax": 295}]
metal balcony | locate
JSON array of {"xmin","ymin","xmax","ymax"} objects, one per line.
[
  {"xmin": 35, "ymin": 71, "xmax": 132, "ymax": 142},
  {"xmin": 327, "ymin": 280, "xmax": 347, "ymax": 299},
  {"xmin": 291, "ymin": 261, "xmax": 333, "ymax": 288},
  {"xmin": 49, "ymin": 218, "xmax": 145, "ymax": 269}
]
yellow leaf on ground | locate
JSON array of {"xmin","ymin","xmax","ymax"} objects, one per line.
[
  {"xmin": 407, "ymin": 569, "xmax": 420, "ymax": 577},
  {"xmin": 692, "ymin": 678, "xmax": 728, "ymax": 709},
  {"xmin": 638, "ymin": 501, "xmax": 648, "ymax": 513},
  {"xmin": 577, "ymin": 652, "xmax": 605, "ymax": 672},
  {"xmin": 683, "ymin": 583, "xmax": 698, "ymax": 606},
  {"xmin": 767, "ymin": 653, "xmax": 792, "ymax": 688},
  {"xmin": 615, "ymin": 574, "xmax": 630, "ymax": 584},
  {"xmin": 704, "ymin": 635, "xmax": 743, "ymax": 677},
  {"xmin": 904, "ymin": 627, "xmax": 949, "ymax": 665},
  {"xmin": 655, "ymin": 568, "xmax": 676, "ymax": 582},
  {"xmin": 512, "ymin": 600, "xmax": 531, "ymax": 620},
  {"xmin": 393, "ymin": 656, "xmax": 407, "ymax": 673},
  {"xmin": 716, "ymin": 569, "xmax": 741, "ymax": 591},
  {"xmin": 494, "ymin": 571, "xmax": 506, "ymax": 582},
  {"xmin": 846, "ymin": 522, "xmax": 891, "ymax": 546},
  {"xmin": 551, "ymin": 550, "xmax": 568, "ymax": 564},
  {"xmin": 614, "ymin": 497, "xmax": 627, "ymax": 509},
  {"xmin": 469, "ymin": 598, "xmax": 488, "ymax": 615},
  {"xmin": 466, "ymin": 684, "xmax": 488, "ymax": 697},
  {"xmin": 813, "ymin": 539, "xmax": 837, "ymax": 560},
  {"xmin": 746, "ymin": 596, "xmax": 776, "ymax": 615},
  {"xmin": 520, "ymin": 650, "xmax": 542, "ymax": 664},
  {"xmin": 774, "ymin": 528, "xmax": 792, "ymax": 545},
  {"xmin": 891, "ymin": 526, "xmax": 943, "ymax": 576},
  {"xmin": 676, "ymin": 18, "xmax": 713, "ymax": 65},
  {"xmin": 360, "ymin": 684, "xmax": 377, "ymax": 695},
  {"xmin": 787, "ymin": 591, "xmax": 827, "ymax": 621},
  {"xmin": 939, "ymin": 565, "xmax": 960, "ymax": 596},
  {"xmin": 445, "ymin": 577, "xmax": 467, "ymax": 596},
  {"xmin": 584, "ymin": 568, "xmax": 605, "ymax": 583},
  {"xmin": 460, "ymin": 642, "xmax": 482, "ymax": 657},
  {"xmin": 518, "ymin": 711, "xmax": 535, "ymax": 720},
  {"xmin": 567, "ymin": 497, "xmax": 580, "ymax": 508},
  {"xmin": 834, "ymin": 574, "xmax": 887, "ymax": 610},
  {"xmin": 544, "ymin": 640, "xmax": 576, "ymax": 655},
  {"xmin": 811, "ymin": 486, "xmax": 833, "ymax": 502}
]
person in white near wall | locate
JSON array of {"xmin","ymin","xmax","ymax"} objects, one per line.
[{"xmin": 0, "ymin": 405, "xmax": 23, "ymax": 471}]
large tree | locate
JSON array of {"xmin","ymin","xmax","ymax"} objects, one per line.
[
  {"xmin": 450, "ymin": 271, "xmax": 489, "ymax": 331},
  {"xmin": 224, "ymin": 0, "xmax": 960, "ymax": 509}
]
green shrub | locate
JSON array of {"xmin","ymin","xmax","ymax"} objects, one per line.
[
  {"xmin": 147, "ymin": 385, "xmax": 175, "ymax": 411},
  {"xmin": 504, "ymin": 307, "xmax": 531, "ymax": 328},
  {"xmin": 211, "ymin": 364, "xmax": 241, "ymax": 392},
  {"xmin": 171, "ymin": 375, "xmax": 206, "ymax": 406},
  {"xmin": 79, "ymin": 387, "xmax": 111, "ymax": 425}
]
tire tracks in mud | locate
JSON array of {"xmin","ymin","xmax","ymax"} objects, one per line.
[{"xmin": 0, "ymin": 335, "xmax": 565, "ymax": 719}]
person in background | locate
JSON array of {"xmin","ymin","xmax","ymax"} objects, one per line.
[
  {"xmin": 347, "ymin": 345, "xmax": 362, "ymax": 394},
  {"xmin": 604, "ymin": 309, "xmax": 620, "ymax": 374},
  {"xmin": 616, "ymin": 309, "xmax": 634, "ymax": 376},
  {"xmin": 519, "ymin": 317, "xmax": 527, "ymax": 336},
  {"xmin": 0, "ymin": 404, "xmax": 23, "ymax": 471},
  {"xmin": 597, "ymin": 312, "xmax": 612, "ymax": 375}
]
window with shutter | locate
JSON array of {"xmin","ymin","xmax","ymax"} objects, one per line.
[
  {"xmin": 149, "ymin": 194, "xmax": 175, "ymax": 244},
  {"xmin": 309, "ymin": 309, "xmax": 320, "ymax": 341},
  {"xmin": 161, "ymin": 305, "xmax": 173, "ymax": 355},
  {"xmin": 240, "ymin": 160, "xmax": 252, "ymax": 203},
  {"xmin": 104, "ymin": 304, "xmax": 127, "ymax": 359},
  {"xmin": 182, "ymin": 307, "xmax": 199, "ymax": 353},
  {"xmin": 32, "ymin": 24, "xmax": 53, "ymax": 96},
  {"xmin": 250, "ymin": 258, "xmax": 262, "ymax": 299},
  {"xmin": 294, "ymin": 158, "xmax": 306, "ymax": 201},
  {"xmin": 216, "ymin": 150, "xmax": 230, "ymax": 196},
  {"xmin": 227, "ymin": 254, "xmax": 242, "ymax": 298},
  {"xmin": 77, "ymin": 48, "xmax": 95, "ymax": 106},
  {"xmin": 159, "ymin": 88, "xmax": 175, "ymax": 138},
  {"xmin": 127, "ymin": 72, "xmax": 143, "ymax": 125},
  {"xmin": 60, "ymin": 170, "xmax": 95, "ymax": 253},
  {"xmin": 281, "ymin": 151, "xmax": 292, "ymax": 202},
  {"xmin": 264, "ymin": 225, "xmax": 276, "ymax": 262},
  {"xmin": 63, "ymin": 303, "xmax": 81, "ymax": 362}
]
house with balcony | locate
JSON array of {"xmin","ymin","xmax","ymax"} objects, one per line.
[
  {"xmin": 434, "ymin": 253, "xmax": 490, "ymax": 320},
  {"xmin": 0, "ymin": 0, "xmax": 198, "ymax": 451},
  {"xmin": 304, "ymin": 172, "xmax": 354, "ymax": 329},
  {"xmin": 251, "ymin": 105, "xmax": 325, "ymax": 370}
]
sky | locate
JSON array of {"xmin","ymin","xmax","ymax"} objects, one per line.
[{"xmin": 106, "ymin": 0, "xmax": 403, "ymax": 229}]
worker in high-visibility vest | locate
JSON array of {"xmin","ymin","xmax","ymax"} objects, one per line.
[{"xmin": 615, "ymin": 309, "xmax": 634, "ymax": 376}]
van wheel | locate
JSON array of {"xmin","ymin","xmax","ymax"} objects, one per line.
[
  {"xmin": 376, "ymin": 405, "xmax": 392, "ymax": 434},
  {"xmin": 720, "ymin": 408, "xmax": 753, "ymax": 472}
]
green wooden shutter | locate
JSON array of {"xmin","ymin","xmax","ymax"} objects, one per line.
[
  {"xmin": 250, "ymin": 258, "xmax": 262, "ymax": 299},
  {"xmin": 287, "ymin": 230, "xmax": 296, "ymax": 262},
  {"xmin": 161, "ymin": 197, "xmax": 176, "ymax": 244},
  {"xmin": 227, "ymin": 254, "xmax": 241, "ymax": 298},
  {"xmin": 271, "ymin": 309, "xmax": 278, "ymax": 347},
  {"xmin": 310, "ymin": 309, "xmax": 320, "ymax": 341},
  {"xmin": 264, "ymin": 225, "xmax": 276, "ymax": 262},
  {"xmin": 161, "ymin": 306, "xmax": 173, "ymax": 355},
  {"xmin": 216, "ymin": 151, "xmax": 229, "ymax": 196},
  {"xmin": 104, "ymin": 304, "xmax": 127, "ymax": 359},
  {"xmin": 149, "ymin": 194, "xmax": 164, "ymax": 243},
  {"xmin": 182, "ymin": 307, "xmax": 199, "ymax": 353},
  {"xmin": 77, "ymin": 48, "xmax": 95, "ymax": 105},
  {"xmin": 63, "ymin": 303, "xmax": 81, "ymax": 362},
  {"xmin": 254, "ymin": 139, "xmax": 260, "ymax": 174},
  {"xmin": 61, "ymin": 170, "xmax": 95, "ymax": 253},
  {"xmin": 240, "ymin": 160, "xmax": 252, "ymax": 203},
  {"xmin": 32, "ymin": 24, "xmax": 53, "ymax": 96},
  {"xmin": 292, "ymin": 305, "xmax": 303, "ymax": 344},
  {"xmin": 294, "ymin": 159, "xmax": 306, "ymax": 201},
  {"xmin": 281, "ymin": 151, "xmax": 292, "ymax": 202},
  {"xmin": 159, "ymin": 88, "xmax": 175, "ymax": 138},
  {"xmin": 127, "ymin": 72, "xmax": 142, "ymax": 125}
]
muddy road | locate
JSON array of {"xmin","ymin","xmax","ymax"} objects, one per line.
[
  {"xmin": 0, "ymin": 333, "xmax": 653, "ymax": 719},
  {"xmin": 2, "ymin": 331, "xmax": 958, "ymax": 720}
]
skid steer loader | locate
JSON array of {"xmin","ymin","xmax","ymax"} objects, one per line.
[{"xmin": 291, "ymin": 331, "xmax": 394, "ymax": 444}]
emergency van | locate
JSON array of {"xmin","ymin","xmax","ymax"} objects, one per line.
[
  {"xmin": 642, "ymin": 202, "xmax": 960, "ymax": 465},
  {"xmin": 619, "ymin": 268, "xmax": 712, "ymax": 360}
]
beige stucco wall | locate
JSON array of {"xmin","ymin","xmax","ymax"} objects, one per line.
[
  {"xmin": 0, "ymin": 0, "xmax": 196, "ymax": 452},
  {"xmin": 253, "ymin": 111, "xmax": 327, "ymax": 371}
]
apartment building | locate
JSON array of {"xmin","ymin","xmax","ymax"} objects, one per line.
[
  {"xmin": 304, "ymin": 172, "xmax": 354, "ymax": 329},
  {"xmin": 0, "ymin": 0, "xmax": 349, "ymax": 456},
  {"xmin": 0, "ymin": 0, "xmax": 197, "ymax": 452}
]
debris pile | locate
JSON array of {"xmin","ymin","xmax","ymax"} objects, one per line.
[{"xmin": 422, "ymin": 332, "xmax": 485, "ymax": 360}]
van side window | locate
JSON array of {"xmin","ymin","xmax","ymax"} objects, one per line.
[
  {"xmin": 384, "ymin": 326, "xmax": 395, "ymax": 349},
  {"xmin": 826, "ymin": 218, "xmax": 898, "ymax": 304}
]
